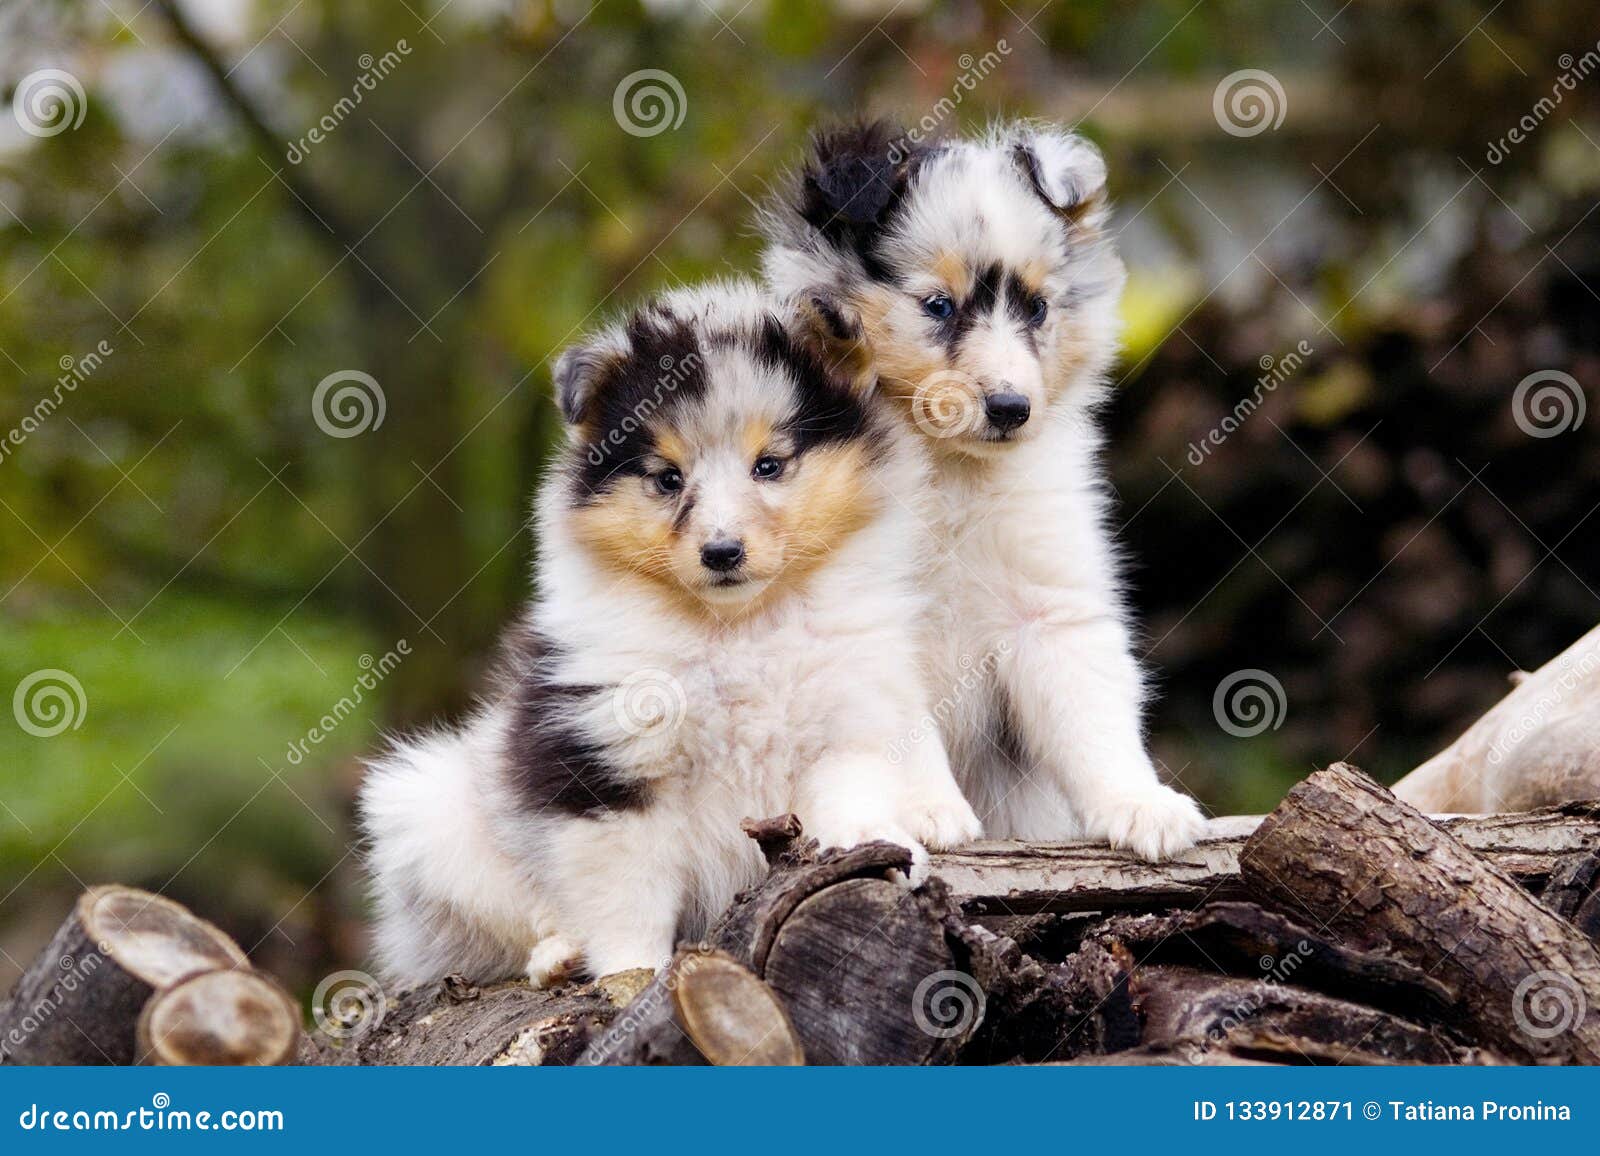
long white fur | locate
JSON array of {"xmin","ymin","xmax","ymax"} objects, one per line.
[
  {"xmin": 761, "ymin": 123, "xmax": 1205, "ymax": 859},
  {"xmin": 360, "ymin": 281, "xmax": 979, "ymax": 989}
]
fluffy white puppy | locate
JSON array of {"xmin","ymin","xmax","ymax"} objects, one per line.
[
  {"xmin": 761, "ymin": 122, "xmax": 1204, "ymax": 859},
  {"xmin": 360, "ymin": 281, "xmax": 979, "ymax": 989}
]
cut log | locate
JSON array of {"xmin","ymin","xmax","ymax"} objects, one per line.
[
  {"xmin": 579, "ymin": 949, "xmax": 802, "ymax": 1065},
  {"xmin": 954, "ymin": 923, "xmax": 1139, "ymax": 1064},
  {"xmin": 757, "ymin": 875, "xmax": 960, "ymax": 1064},
  {"xmin": 136, "ymin": 969, "xmax": 300, "ymax": 1065},
  {"xmin": 686, "ymin": 819, "xmax": 977, "ymax": 1064},
  {"xmin": 311, "ymin": 972, "xmax": 627, "ymax": 1066},
  {"xmin": 1083, "ymin": 902, "xmax": 1456, "ymax": 1024},
  {"xmin": 1393, "ymin": 623, "xmax": 1600, "ymax": 812},
  {"xmin": 1239, "ymin": 763, "xmax": 1600, "ymax": 1064},
  {"xmin": 713, "ymin": 817, "xmax": 915, "ymax": 973},
  {"xmin": 0, "ymin": 885, "xmax": 250, "ymax": 1065},
  {"xmin": 1541, "ymin": 852, "xmax": 1600, "ymax": 943},
  {"xmin": 1130, "ymin": 965, "xmax": 1486, "ymax": 1065},
  {"xmin": 932, "ymin": 804, "xmax": 1600, "ymax": 916}
]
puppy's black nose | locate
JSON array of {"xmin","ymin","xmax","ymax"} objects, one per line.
[
  {"xmin": 700, "ymin": 539, "xmax": 745, "ymax": 572},
  {"xmin": 984, "ymin": 391, "xmax": 1031, "ymax": 431}
]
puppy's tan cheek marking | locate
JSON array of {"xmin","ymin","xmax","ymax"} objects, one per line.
[
  {"xmin": 768, "ymin": 444, "xmax": 878, "ymax": 598},
  {"xmin": 570, "ymin": 488, "xmax": 676, "ymax": 584},
  {"xmin": 739, "ymin": 513, "xmax": 783, "ymax": 577},
  {"xmin": 857, "ymin": 287, "xmax": 993, "ymax": 439},
  {"xmin": 861, "ymin": 308, "xmax": 945, "ymax": 401},
  {"xmin": 1044, "ymin": 314, "xmax": 1095, "ymax": 403}
]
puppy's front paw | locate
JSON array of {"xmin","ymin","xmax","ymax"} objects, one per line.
[
  {"xmin": 904, "ymin": 789, "xmax": 982, "ymax": 850},
  {"xmin": 525, "ymin": 936, "xmax": 582, "ymax": 989},
  {"xmin": 1095, "ymin": 785, "xmax": 1205, "ymax": 861},
  {"xmin": 808, "ymin": 816, "xmax": 929, "ymax": 879}
]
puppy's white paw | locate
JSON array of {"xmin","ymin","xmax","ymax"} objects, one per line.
[
  {"xmin": 904, "ymin": 788, "xmax": 982, "ymax": 850},
  {"xmin": 1093, "ymin": 785, "xmax": 1205, "ymax": 862},
  {"xmin": 525, "ymin": 936, "xmax": 582, "ymax": 989},
  {"xmin": 809, "ymin": 816, "xmax": 929, "ymax": 880}
]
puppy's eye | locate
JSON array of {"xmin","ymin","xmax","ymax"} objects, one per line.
[
  {"xmin": 1028, "ymin": 295, "xmax": 1049, "ymax": 326},
  {"xmin": 653, "ymin": 467, "xmax": 684, "ymax": 495},
  {"xmin": 922, "ymin": 294, "xmax": 955, "ymax": 320},
  {"xmin": 751, "ymin": 455, "xmax": 785, "ymax": 481}
]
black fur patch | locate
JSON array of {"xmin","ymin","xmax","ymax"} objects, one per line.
[
  {"xmin": 932, "ymin": 265, "xmax": 1044, "ymax": 356},
  {"xmin": 1004, "ymin": 272, "xmax": 1033, "ymax": 324},
  {"xmin": 752, "ymin": 315, "xmax": 875, "ymax": 454},
  {"xmin": 988, "ymin": 685, "xmax": 1032, "ymax": 775},
  {"xmin": 1012, "ymin": 143, "xmax": 1053, "ymax": 212},
  {"xmin": 798, "ymin": 122, "xmax": 918, "ymax": 283},
  {"xmin": 1012, "ymin": 141, "xmax": 1099, "ymax": 222},
  {"xmin": 497, "ymin": 628, "xmax": 652, "ymax": 819},
  {"xmin": 572, "ymin": 310, "xmax": 708, "ymax": 501},
  {"xmin": 809, "ymin": 294, "xmax": 862, "ymax": 343}
]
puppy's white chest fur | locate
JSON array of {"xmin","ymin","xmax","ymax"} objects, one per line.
[{"xmin": 630, "ymin": 607, "xmax": 866, "ymax": 800}]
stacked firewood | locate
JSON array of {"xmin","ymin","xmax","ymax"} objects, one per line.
[
  {"xmin": 3, "ymin": 630, "xmax": 1597, "ymax": 1065},
  {"xmin": 3, "ymin": 764, "xmax": 1596, "ymax": 1066}
]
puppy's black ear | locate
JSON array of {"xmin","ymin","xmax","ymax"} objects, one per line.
[
  {"xmin": 788, "ymin": 289, "xmax": 874, "ymax": 396},
  {"xmin": 798, "ymin": 121, "xmax": 914, "ymax": 240},
  {"xmin": 551, "ymin": 327, "xmax": 629, "ymax": 425},
  {"xmin": 1011, "ymin": 128, "xmax": 1108, "ymax": 223}
]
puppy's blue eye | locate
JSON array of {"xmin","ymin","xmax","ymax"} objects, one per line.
[
  {"xmin": 1028, "ymin": 295, "xmax": 1049, "ymax": 325},
  {"xmin": 654, "ymin": 467, "xmax": 684, "ymax": 494},
  {"xmin": 752, "ymin": 455, "xmax": 784, "ymax": 480},
  {"xmin": 922, "ymin": 294, "xmax": 955, "ymax": 320}
]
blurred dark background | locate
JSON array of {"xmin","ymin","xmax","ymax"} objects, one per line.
[{"xmin": 2, "ymin": 0, "xmax": 1597, "ymax": 998}]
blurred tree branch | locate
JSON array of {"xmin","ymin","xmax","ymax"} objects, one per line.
[{"xmin": 149, "ymin": 0, "xmax": 431, "ymax": 306}]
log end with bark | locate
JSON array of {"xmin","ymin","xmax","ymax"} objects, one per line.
[
  {"xmin": 137, "ymin": 970, "xmax": 301, "ymax": 1066},
  {"xmin": 0, "ymin": 884, "xmax": 285, "ymax": 1066}
]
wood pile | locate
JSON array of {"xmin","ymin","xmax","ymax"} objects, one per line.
[{"xmin": 5, "ymin": 765, "xmax": 1596, "ymax": 1066}]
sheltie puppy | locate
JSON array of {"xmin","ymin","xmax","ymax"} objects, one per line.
[
  {"xmin": 759, "ymin": 122, "xmax": 1203, "ymax": 859},
  {"xmin": 360, "ymin": 281, "xmax": 980, "ymax": 989}
]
